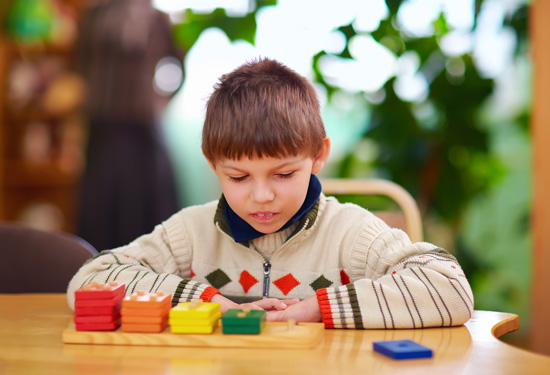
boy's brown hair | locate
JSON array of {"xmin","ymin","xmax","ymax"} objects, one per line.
[{"xmin": 202, "ymin": 58, "xmax": 326, "ymax": 163}]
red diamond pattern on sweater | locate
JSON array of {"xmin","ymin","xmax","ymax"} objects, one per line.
[
  {"xmin": 340, "ymin": 270, "xmax": 350, "ymax": 285},
  {"xmin": 239, "ymin": 270, "xmax": 259, "ymax": 293},
  {"xmin": 273, "ymin": 273, "xmax": 300, "ymax": 296},
  {"xmin": 190, "ymin": 269, "xmax": 196, "ymax": 279}
]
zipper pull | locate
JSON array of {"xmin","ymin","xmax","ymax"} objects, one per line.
[{"xmin": 263, "ymin": 261, "xmax": 271, "ymax": 297}]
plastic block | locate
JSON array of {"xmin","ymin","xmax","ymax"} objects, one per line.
[
  {"xmin": 222, "ymin": 309, "xmax": 266, "ymax": 334},
  {"xmin": 122, "ymin": 291, "xmax": 171, "ymax": 309},
  {"xmin": 121, "ymin": 304, "xmax": 171, "ymax": 317},
  {"xmin": 75, "ymin": 304, "xmax": 122, "ymax": 316},
  {"xmin": 169, "ymin": 312, "xmax": 221, "ymax": 327},
  {"xmin": 169, "ymin": 300, "xmax": 220, "ymax": 334},
  {"xmin": 222, "ymin": 325, "xmax": 264, "ymax": 334},
  {"xmin": 75, "ymin": 293, "xmax": 124, "ymax": 308},
  {"xmin": 75, "ymin": 282, "xmax": 125, "ymax": 300},
  {"xmin": 170, "ymin": 319, "xmax": 219, "ymax": 334},
  {"xmin": 75, "ymin": 319, "xmax": 121, "ymax": 332},
  {"xmin": 222, "ymin": 309, "xmax": 266, "ymax": 327},
  {"xmin": 74, "ymin": 313, "xmax": 120, "ymax": 324},
  {"xmin": 121, "ymin": 319, "xmax": 168, "ymax": 333},
  {"xmin": 170, "ymin": 300, "xmax": 221, "ymax": 320},
  {"xmin": 122, "ymin": 315, "xmax": 167, "ymax": 325},
  {"xmin": 373, "ymin": 340, "xmax": 433, "ymax": 360}
]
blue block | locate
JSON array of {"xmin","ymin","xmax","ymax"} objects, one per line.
[{"xmin": 373, "ymin": 340, "xmax": 433, "ymax": 360}]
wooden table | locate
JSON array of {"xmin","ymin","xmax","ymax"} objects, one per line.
[{"xmin": 1, "ymin": 294, "xmax": 549, "ymax": 375}]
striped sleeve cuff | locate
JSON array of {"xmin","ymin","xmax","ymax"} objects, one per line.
[
  {"xmin": 316, "ymin": 284, "xmax": 364, "ymax": 329},
  {"xmin": 171, "ymin": 280, "xmax": 221, "ymax": 306}
]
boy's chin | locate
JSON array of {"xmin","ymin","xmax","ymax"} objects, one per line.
[{"xmin": 248, "ymin": 221, "xmax": 284, "ymax": 235}]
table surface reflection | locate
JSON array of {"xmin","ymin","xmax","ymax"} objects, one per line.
[{"xmin": 0, "ymin": 294, "xmax": 548, "ymax": 375}]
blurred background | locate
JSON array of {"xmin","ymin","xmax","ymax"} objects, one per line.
[{"xmin": 0, "ymin": 0, "xmax": 541, "ymax": 353}]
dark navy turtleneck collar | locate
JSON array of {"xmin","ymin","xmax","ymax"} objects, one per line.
[{"xmin": 224, "ymin": 174, "xmax": 322, "ymax": 243}]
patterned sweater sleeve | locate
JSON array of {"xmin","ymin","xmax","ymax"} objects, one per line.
[
  {"xmin": 66, "ymin": 213, "xmax": 220, "ymax": 309},
  {"xmin": 315, "ymin": 220, "xmax": 474, "ymax": 329}
]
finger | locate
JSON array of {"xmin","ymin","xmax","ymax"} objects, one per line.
[
  {"xmin": 253, "ymin": 298, "xmax": 288, "ymax": 311},
  {"xmin": 282, "ymin": 298, "xmax": 301, "ymax": 306},
  {"xmin": 238, "ymin": 302, "xmax": 265, "ymax": 311}
]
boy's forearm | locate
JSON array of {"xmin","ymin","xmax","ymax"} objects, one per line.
[
  {"xmin": 316, "ymin": 253, "xmax": 473, "ymax": 329},
  {"xmin": 66, "ymin": 248, "xmax": 219, "ymax": 309}
]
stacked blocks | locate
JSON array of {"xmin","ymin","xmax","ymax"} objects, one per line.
[
  {"xmin": 222, "ymin": 309, "xmax": 266, "ymax": 334},
  {"xmin": 121, "ymin": 291, "xmax": 172, "ymax": 333},
  {"xmin": 169, "ymin": 299, "xmax": 221, "ymax": 334},
  {"xmin": 74, "ymin": 282, "xmax": 125, "ymax": 331}
]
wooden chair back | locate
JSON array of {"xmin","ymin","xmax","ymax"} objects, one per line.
[{"xmin": 321, "ymin": 178, "xmax": 423, "ymax": 242}]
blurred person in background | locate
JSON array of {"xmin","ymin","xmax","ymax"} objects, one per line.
[{"xmin": 76, "ymin": 0, "xmax": 184, "ymax": 250}]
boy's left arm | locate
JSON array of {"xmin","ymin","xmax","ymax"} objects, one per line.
[
  {"xmin": 316, "ymin": 245, "xmax": 473, "ymax": 329},
  {"xmin": 267, "ymin": 245, "xmax": 473, "ymax": 329}
]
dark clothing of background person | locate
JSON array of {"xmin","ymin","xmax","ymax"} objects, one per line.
[{"xmin": 75, "ymin": 0, "xmax": 184, "ymax": 251}]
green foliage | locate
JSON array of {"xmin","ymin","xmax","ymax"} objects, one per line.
[
  {"xmin": 173, "ymin": 8, "xmax": 257, "ymax": 50},
  {"xmin": 318, "ymin": 2, "xmax": 530, "ymax": 324},
  {"xmin": 2, "ymin": 0, "xmax": 55, "ymax": 42},
  {"xmin": 505, "ymin": 5, "xmax": 529, "ymax": 54},
  {"xmin": 172, "ymin": 1, "xmax": 277, "ymax": 51}
]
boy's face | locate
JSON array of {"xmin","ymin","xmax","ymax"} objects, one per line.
[{"xmin": 208, "ymin": 138, "xmax": 330, "ymax": 235}]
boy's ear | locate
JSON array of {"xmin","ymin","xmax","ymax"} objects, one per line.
[{"xmin": 311, "ymin": 137, "xmax": 331, "ymax": 174}]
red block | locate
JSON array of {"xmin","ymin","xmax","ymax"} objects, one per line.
[
  {"xmin": 75, "ymin": 293, "xmax": 124, "ymax": 308},
  {"xmin": 75, "ymin": 319, "xmax": 121, "ymax": 332},
  {"xmin": 75, "ymin": 303, "xmax": 122, "ymax": 316},
  {"xmin": 74, "ymin": 282, "xmax": 125, "ymax": 300},
  {"xmin": 74, "ymin": 312, "xmax": 121, "ymax": 324}
]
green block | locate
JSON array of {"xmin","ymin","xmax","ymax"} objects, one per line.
[
  {"xmin": 222, "ymin": 325, "xmax": 263, "ymax": 334},
  {"xmin": 222, "ymin": 309, "xmax": 266, "ymax": 334}
]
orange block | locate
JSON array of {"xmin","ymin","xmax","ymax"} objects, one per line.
[
  {"xmin": 121, "ymin": 319, "xmax": 168, "ymax": 333},
  {"xmin": 122, "ymin": 291, "xmax": 171, "ymax": 309},
  {"xmin": 122, "ymin": 315, "xmax": 166, "ymax": 325},
  {"xmin": 121, "ymin": 303, "xmax": 171, "ymax": 317}
]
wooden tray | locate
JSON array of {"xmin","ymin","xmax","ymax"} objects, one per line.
[{"xmin": 62, "ymin": 321, "xmax": 324, "ymax": 349}]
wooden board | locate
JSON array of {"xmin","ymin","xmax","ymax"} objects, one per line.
[{"xmin": 62, "ymin": 321, "xmax": 324, "ymax": 349}]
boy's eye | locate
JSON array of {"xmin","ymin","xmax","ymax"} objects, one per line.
[
  {"xmin": 229, "ymin": 175, "xmax": 248, "ymax": 182},
  {"xmin": 277, "ymin": 172, "xmax": 295, "ymax": 179}
]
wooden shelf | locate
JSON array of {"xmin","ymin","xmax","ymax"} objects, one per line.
[
  {"xmin": 0, "ymin": 2, "xmax": 84, "ymax": 233},
  {"xmin": 2, "ymin": 160, "xmax": 79, "ymax": 188},
  {"xmin": 3, "ymin": 104, "xmax": 63, "ymax": 123}
]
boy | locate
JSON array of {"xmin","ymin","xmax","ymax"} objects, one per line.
[{"xmin": 67, "ymin": 58, "xmax": 473, "ymax": 328}]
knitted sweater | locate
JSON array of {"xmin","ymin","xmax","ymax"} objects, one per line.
[{"xmin": 67, "ymin": 194, "xmax": 474, "ymax": 329}]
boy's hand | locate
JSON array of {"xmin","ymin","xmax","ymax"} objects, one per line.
[
  {"xmin": 251, "ymin": 298, "xmax": 300, "ymax": 311},
  {"xmin": 210, "ymin": 294, "xmax": 242, "ymax": 314},
  {"xmin": 266, "ymin": 295, "xmax": 322, "ymax": 323},
  {"xmin": 210, "ymin": 294, "xmax": 300, "ymax": 314}
]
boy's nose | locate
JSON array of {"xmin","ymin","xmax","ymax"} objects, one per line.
[{"xmin": 251, "ymin": 182, "xmax": 275, "ymax": 203}]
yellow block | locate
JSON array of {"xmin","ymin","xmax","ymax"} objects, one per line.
[
  {"xmin": 169, "ymin": 313, "xmax": 221, "ymax": 327},
  {"xmin": 170, "ymin": 302, "xmax": 220, "ymax": 320},
  {"xmin": 170, "ymin": 319, "xmax": 218, "ymax": 334}
]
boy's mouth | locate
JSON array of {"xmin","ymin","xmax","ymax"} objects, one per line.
[{"xmin": 251, "ymin": 212, "xmax": 276, "ymax": 221}]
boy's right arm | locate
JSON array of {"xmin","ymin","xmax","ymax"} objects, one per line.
[{"xmin": 66, "ymin": 222, "xmax": 220, "ymax": 309}]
